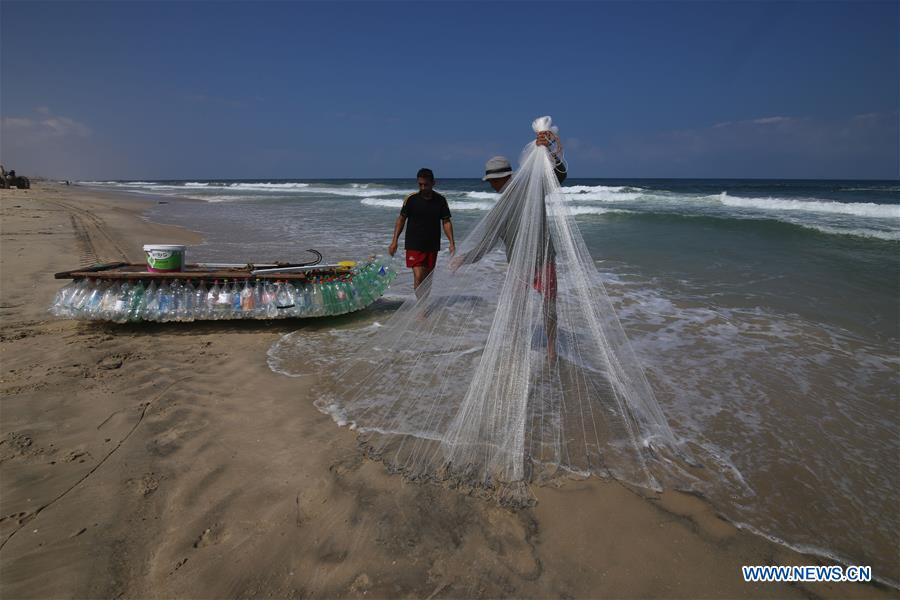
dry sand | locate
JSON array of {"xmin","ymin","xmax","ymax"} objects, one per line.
[{"xmin": 0, "ymin": 183, "xmax": 894, "ymax": 598}]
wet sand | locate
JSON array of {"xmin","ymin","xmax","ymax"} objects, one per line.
[{"xmin": 0, "ymin": 182, "xmax": 894, "ymax": 598}]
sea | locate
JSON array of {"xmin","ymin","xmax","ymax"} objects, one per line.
[{"xmin": 81, "ymin": 177, "xmax": 900, "ymax": 585}]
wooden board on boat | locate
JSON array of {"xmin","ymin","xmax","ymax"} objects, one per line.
[{"xmin": 54, "ymin": 263, "xmax": 355, "ymax": 282}]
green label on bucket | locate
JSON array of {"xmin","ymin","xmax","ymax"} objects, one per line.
[{"xmin": 146, "ymin": 249, "xmax": 183, "ymax": 270}]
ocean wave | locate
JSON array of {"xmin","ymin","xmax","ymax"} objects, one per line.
[
  {"xmin": 561, "ymin": 190, "xmax": 643, "ymax": 202},
  {"xmin": 304, "ymin": 186, "xmax": 409, "ymax": 198},
  {"xmin": 225, "ymin": 182, "xmax": 311, "ymax": 191},
  {"xmin": 716, "ymin": 193, "xmax": 900, "ymax": 219},
  {"xmin": 464, "ymin": 191, "xmax": 500, "ymax": 200},
  {"xmin": 563, "ymin": 206, "xmax": 632, "ymax": 216},
  {"xmin": 798, "ymin": 224, "xmax": 900, "ymax": 242},
  {"xmin": 840, "ymin": 186, "xmax": 900, "ymax": 192},
  {"xmin": 561, "ymin": 184, "xmax": 644, "ymax": 194},
  {"xmin": 360, "ymin": 198, "xmax": 404, "ymax": 208},
  {"xmin": 360, "ymin": 198, "xmax": 496, "ymax": 211}
]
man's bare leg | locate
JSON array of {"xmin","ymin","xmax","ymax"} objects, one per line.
[{"xmin": 412, "ymin": 265, "xmax": 435, "ymax": 302}]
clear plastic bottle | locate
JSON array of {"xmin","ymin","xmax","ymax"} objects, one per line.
[
  {"xmin": 127, "ymin": 281, "xmax": 145, "ymax": 322},
  {"xmin": 98, "ymin": 282, "xmax": 119, "ymax": 319},
  {"xmin": 84, "ymin": 281, "xmax": 107, "ymax": 319},
  {"xmin": 275, "ymin": 281, "xmax": 294, "ymax": 316},
  {"xmin": 263, "ymin": 281, "xmax": 278, "ymax": 318},
  {"xmin": 172, "ymin": 280, "xmax": 188, "ymax": 321},
  {"xmin": 240, "ymin": 280, "xmax": 255, "ymax": 314},
  {"xmin": 230, "ymin": 281, "xmax": 243, "ymax": 317},
  {"xmin": 310, "ymin": 281, "xmax": 324, "ymax": 316},
  {"xmin": 51, "ymin": 281, "xmax": 78, "ymax": 317},
  {"xmin": 194, "ymin": 280, "xmax": 208, "ymax": 320},
  {"xmin": 251, "ymin": 280, "xmax": 264, "ymax": 318},
  {"xmin": 216, "ymin": 279, "xmax": 233, "ymax": 318},
  {"xmin": 206, "ymin": 280, "xmax": 220, "ymax": 319},
  {"xmin": 158, "ymin": 281, "xmax": 173, "ymax": 322},
  {"xmin": 111, "ymin": 281, "xmax": 132, "ymax": 322},
  {"xmin": 175, "ymin": 279, "xmax": 196, "ymax": 321},
  {"xmin": 139, "ymin": 281, "xmax": 159, "ymax": 321},
  {"xmin": 294, "ymin": 283, "xmax": 311, "ymax": 317}
]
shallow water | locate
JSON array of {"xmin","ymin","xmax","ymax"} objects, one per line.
[{"xmin": 86, "ymin": 177, "xmax": 900, "ymax": 583}]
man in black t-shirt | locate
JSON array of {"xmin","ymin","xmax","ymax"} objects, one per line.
[{"xmin": 388, "ymin": 168, "xmax": 455, "ymax": 290}]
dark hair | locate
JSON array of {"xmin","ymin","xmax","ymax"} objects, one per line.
[{"xmin": 416, "ymin": 168, "xmax": 435, "ymax": 181}]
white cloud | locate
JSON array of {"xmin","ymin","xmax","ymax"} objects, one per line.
[
  {"xmin": 0, "ymin": 108, "xmax": 93, "ymax": 177},
  {"xmin": 714, "ymin": 115, "xmax": 796, "ymax": 128},
  {"xmin": 1, "ymin": 108, "xmax": 92, "ymax": 142}
]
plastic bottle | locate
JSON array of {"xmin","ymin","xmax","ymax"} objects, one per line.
[
  {"xmin": 110, "ymin": 281, "xmax": 132, "ymax": 322},
  {"xmin": 88, "ymin": 281, "xmax": 108, "ymax": 318},
  {"xmin": 251, "ymin": 280, "xmax": 264, "ymax": 318},
  {"xmin": 294, "ymin": 283, "xmax": 311, "ymax": 317},
  {"xmin": 331, "ymin": 280, "xmax": 346, "ymax": 314},
  {"xmin": 157, "ymin": 281, "xmax": 173, "ymax": 322},
  {"xmin": 215, "ymin": 279, "xmax": 231, "ymax": 318},
  {"xmin": 51, "ymin": 281, "xmax": 78, "ymax": 317},
  {"xmin": 127, "ymin": 281, "xmax": 145, "ymax": 322},
  {"xmin": 263, "ymin": 281, "xmax": 278, "ymax": 318},
  {"xmin": 174, "ymin": 280, "xmax": 190, "ymax": 321},
  {"xmin": 311, "ymin": 281, "xmax": 325, "ymax": 316},
  {"xmin": 98, "ymin": 282, "xmax": 119, "ymax": 319},
  {"xmin": 194, "ymin": 281, "xmax": 208, "ymax": 320},
  {"xmin": 207, "ymin": 280, "xmax": 220, "ymax": 319},
  {"xmin": 240, "ymin": 280, "xmax": 255, "ymax": 313},
  {"xmin": 275, "ymin": 281, "xmax": 294, "ymax": 315},
  {"xmin": 139, "ymin": 281, "xmax": 159, "ymax": 321}
]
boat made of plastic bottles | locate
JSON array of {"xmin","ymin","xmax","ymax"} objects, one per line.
[{"xmin": 50, "ymin": 257, "xmax": 396, "ymax": 323}]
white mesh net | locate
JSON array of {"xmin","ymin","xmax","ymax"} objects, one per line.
[{"xmin": 302, "ymin": 117, "xmax": 695, "ymax": 505}]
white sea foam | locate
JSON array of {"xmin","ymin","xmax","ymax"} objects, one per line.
[
  {"xmin": 716, "ymin": 192, "xmax": 900, "ymax": 219},
  {"xmin": 360, "ymin": 198, "xmax": 496, "ymax": 211},
  {"xmin": 561, "ymin": 190, "xmax": 643, "ymax": 202},
  {"xmin": 302, "ymin": 186, "xmax": 409, "ymax": 198},
  {"xmin": 360, "ymin": 198, "xmax": 405, "ymax": 208},
  {"xmin": 225, "ymin": 182, "xmax": 311, "ymax": 191},
  {"xmin": 562, "ymin": 206, "xmax": 631, "ymax": 216},
  {"xmin": 561, "ymin": 184, "xmax": 643, "ymax": 194},
  {"xmin": 464, "ymin": 191, "xmax": 500, "ymax": 200},
  {"xmin": 799, "ymin": 224, "xmax": 900, "ymax": 241}
]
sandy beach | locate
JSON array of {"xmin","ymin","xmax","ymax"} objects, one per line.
[{"xmin": 0, "ymin": 182, "xmax": 893, "ymax": 599}]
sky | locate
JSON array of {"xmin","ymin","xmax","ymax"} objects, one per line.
[{"xmin": 1, "ymin": 0, "xmax": 897, "ymax": 180}]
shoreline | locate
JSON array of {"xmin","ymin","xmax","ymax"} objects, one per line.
[{"xmin": 0, "ymin": 182, "xmax": 894, "ymax": 598}]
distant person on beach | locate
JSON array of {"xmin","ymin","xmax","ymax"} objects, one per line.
[{"xmin": 388, "ymin": 168, "xmax": 455, "ymax": 290}]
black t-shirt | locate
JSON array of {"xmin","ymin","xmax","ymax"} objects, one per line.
[{"xmin": 400, "ymin": 192, "xmax": 451, "ymax": 252}]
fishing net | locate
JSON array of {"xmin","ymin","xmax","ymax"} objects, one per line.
[{"xmin": 305, "ymin": 117, "xmax": 692, "ymax": 505}]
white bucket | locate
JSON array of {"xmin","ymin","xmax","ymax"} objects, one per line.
[{"xmin": 143, "ymin": 244, "xmax": 186, "ymax": 272}]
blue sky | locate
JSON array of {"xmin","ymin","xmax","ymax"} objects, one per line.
[{"xmin": 1, "ymin": 1, "xmax": 897, "ymax": 180}]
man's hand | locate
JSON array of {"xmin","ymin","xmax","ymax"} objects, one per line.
[
  {"xmin": 448, "ymin": 242, "xmax": 456, "ymax": 256},
  {"xmin": 388, "ymin": 240, "xmax": 398, "ymax": 256},
  {"xmin": 536, "ymin": 131, "xmax": 552, "ymax": 147}
]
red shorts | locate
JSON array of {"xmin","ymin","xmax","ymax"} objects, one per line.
[
  {"xmin": 533, "ymin": 262, "xmax": 557, "ymax": 299},
  {"xmin": 406, "ymin": 249, "xmax": 438, "ymax": 269}
]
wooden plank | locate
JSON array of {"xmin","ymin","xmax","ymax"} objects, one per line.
[
  {"xmin": 54, "ymin": 262, "xmax": 129, "ymax": 279},
  {"xmin": 57, "ymin": 263, "xmax": 354, "ymax": 281}
]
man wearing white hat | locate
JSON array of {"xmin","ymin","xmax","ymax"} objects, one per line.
[
  {"xmin": 454, "ymin": 131, "xmax": 568, "ymax": 360},
  {"xmin": 482, "ymin": 131, "xmax": 567, "ymax": 192}
]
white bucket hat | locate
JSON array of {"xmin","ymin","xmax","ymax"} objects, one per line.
[{"xmin": 482, "ymin": 156, "xmax": 512, "ymax": 181}]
